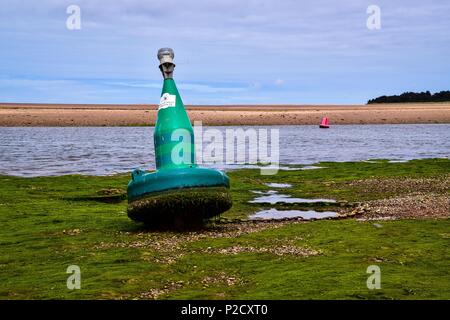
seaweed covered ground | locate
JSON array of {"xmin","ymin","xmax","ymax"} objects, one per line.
[{"xmin": 0, "ymin": 159, "xmax": 449, "ymax": 299}]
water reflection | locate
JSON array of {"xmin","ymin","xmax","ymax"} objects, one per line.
[{"xmin": 250, "ymin": 208, "xmax": 338, "ymax": 220}]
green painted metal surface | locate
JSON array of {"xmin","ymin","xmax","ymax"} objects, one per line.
[
  {"xmin": 127, "ymin": 77, "xmax": 230, "ymax": 203},
  {"xmin": 154, "ymin": 79, "xmax": 196, "ymax": 170}
]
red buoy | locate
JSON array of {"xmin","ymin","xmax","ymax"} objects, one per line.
[{"xmin": 319, "ymin": 117, "xmax": 330, "ymax": 128}]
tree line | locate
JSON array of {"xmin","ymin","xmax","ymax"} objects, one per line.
[{"xmin": 367, "ymin": 91, "xmax": 450, "ymax": 104}]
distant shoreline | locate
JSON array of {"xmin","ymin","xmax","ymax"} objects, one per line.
[{"xmin": 1, "ymin": 102, "xmax": 449, "ymax": 126}]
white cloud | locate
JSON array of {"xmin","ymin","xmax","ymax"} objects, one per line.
[{"xmin": 0, "ymin": 0, "xmax": 449, "ymax": 104}]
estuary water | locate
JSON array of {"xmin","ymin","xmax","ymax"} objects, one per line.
[{"xmin": 0, "ymin": 124, "xmax": 448, "ymax": 177}]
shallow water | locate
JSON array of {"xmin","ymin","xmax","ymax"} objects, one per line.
[
  {"xmin": 249, "ymin": 191, "xmax": 336, "ymax": 204},
  {"xmin": 0, "ymin": 124, "xmax": 448, "ymax": 176},
  {"xmin": 249, "ymin": 208, "xmax": 338, "ymax": 220},
  {"xmin": 265, "ymin": 183, "xmax": 292, "ymax": 188}
]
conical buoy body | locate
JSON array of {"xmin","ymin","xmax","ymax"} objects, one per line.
[
  {"xmin": 319, "ymin": 117, "xmax": 330, "ymax": 128},
  {"xmin": 154, "ymin": 78, "xmax": 195, "ymax": 170}
]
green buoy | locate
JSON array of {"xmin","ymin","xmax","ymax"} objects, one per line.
[{"xmin": 127, "ymin": 48, "xmax": 232, "ymax": 227}]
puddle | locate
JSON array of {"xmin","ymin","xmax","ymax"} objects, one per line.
[
  {"xmin": 250, "ymin": 208, "xmax": 338, "ymax": 220},
  {"xmin": 388, "ymin": 160, "xmax": 410, "ymax": 163},
  {"xmin": 300, "ymin": 165, "xmax": 325, "ymax": 170},
  {"xmin": 364, "ymin": 159, "xmax": 409, "ymax": 164},
  {"xmin": 252, "ymin": 190, "xmax": 277, "ymax": 195},
  {"xmin": 249, "ymin": 190, "xmax": 336, "ymax": 204},
  {"xmin": 249, "ymin": 195, "xmax": 336, "ymax": 204},
  {"xmin": 278, "ymin": 166, "xmax": 303, "ymax": 171},
  {"xmin": 250, "ymin": 194, "xmax": 336, "ymax": 204},
  {"xmin": 265, "ymin": 183, "xmax": 292, "ymax": 188}
]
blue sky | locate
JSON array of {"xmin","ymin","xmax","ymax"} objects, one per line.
[{"xmin": 0, "ymin": 0, "xmax": 449, "ymax": 104}]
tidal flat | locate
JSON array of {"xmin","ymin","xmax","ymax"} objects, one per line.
[{"xmin": 0, "ymin": 159, "xmax": 449, "ymax": 299}]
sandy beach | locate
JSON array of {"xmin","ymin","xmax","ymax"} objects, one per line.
[{"xmin": 0, "ymin": 102, "xmax": 449, "ymax": 126}]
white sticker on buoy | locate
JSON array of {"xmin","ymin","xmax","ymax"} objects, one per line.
[{"xmin": 159, "ymin": 93, "xmax": 176, "ymax": 110}]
